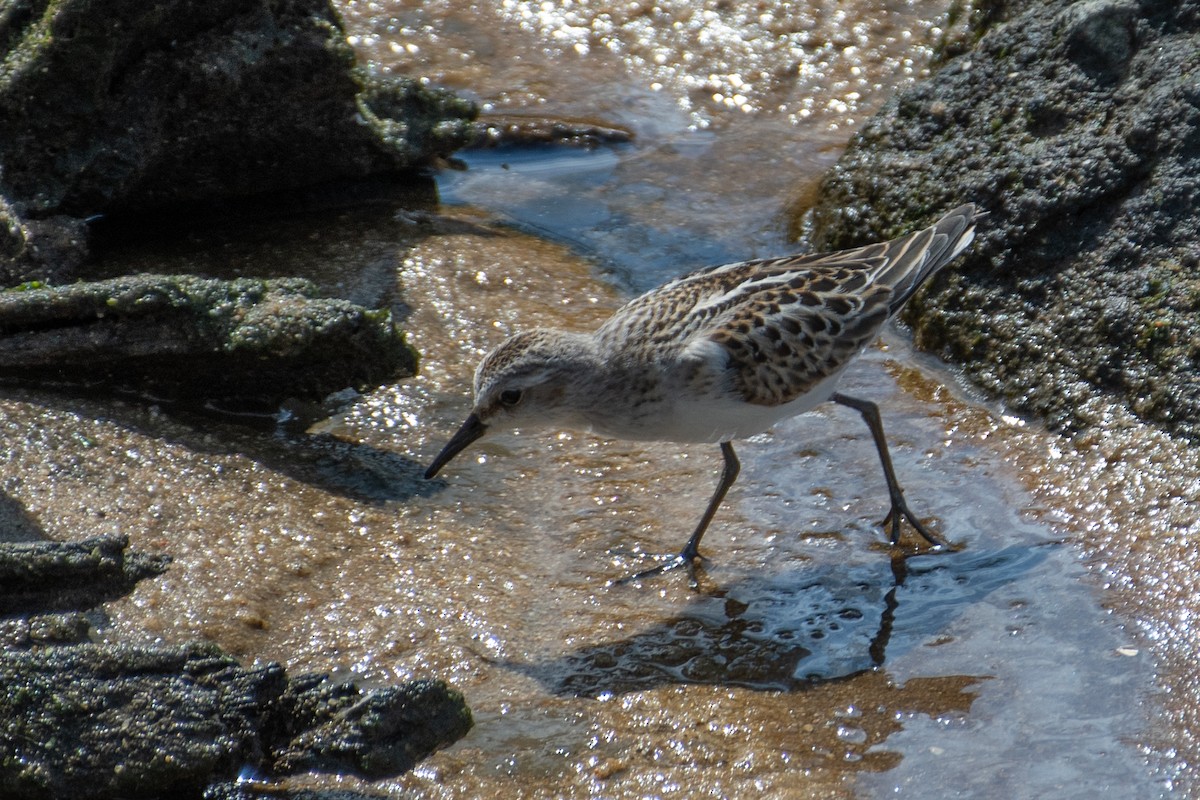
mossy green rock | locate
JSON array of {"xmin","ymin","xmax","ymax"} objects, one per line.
[{"xmin": 0, "ymin": 274, "xmax": 418, "ymax": 404}]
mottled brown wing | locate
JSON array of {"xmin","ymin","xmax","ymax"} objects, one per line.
[
  {"xmin": 596, "ymin": 203, "xmax": 980, "ymax": 363},
  {"xmin": 595, "ymin": 241, "xmax": 904, "ymax": 352},
  {"xmin": 707, "ymin": 270, "xmax": 894, "ymax": 406},
  {"xmin": 595, "ymin": 259, "xmax": 769, "ymax": 349}
]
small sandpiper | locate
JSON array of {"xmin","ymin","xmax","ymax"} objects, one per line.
[{"xmin": 426, "ymin": 204, "xmax": 982, "ymax": 580}]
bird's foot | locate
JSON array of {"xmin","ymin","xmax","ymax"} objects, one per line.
[
  {"xmin": 613, "ymin": 548, "xmax": 706, "ymax": 587},
  {"xmin": 883, "ymin": 499, "xmax": 958, "ymax": 552}
]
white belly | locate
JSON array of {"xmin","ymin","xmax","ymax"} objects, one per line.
[{"xmin": 589, "ymin": 369, "xmax": 847, "ymax": 444}]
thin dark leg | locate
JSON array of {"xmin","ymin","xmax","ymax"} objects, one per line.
[
  {"xmin": 831, "ymin": 392, "xmax": 945, "ymax": 547},
  {"xmin": 621, "ymin": 441, "xmax": 740, "ymax": 582},
  {"xmin": 679, "ymin": 441, "xmax": 740, "ymax": 561}
]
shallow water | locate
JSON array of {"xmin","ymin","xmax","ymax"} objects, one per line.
[
  {"xmin": 46, "ymin": 204, "xmax": 1148, "ymax": 798},
  {"xmin": 7, "ymin": 0, "xmax": 1192, "ymax": 796},
  {"xmin": 342, "ymin": 0, "xmax": 951, "ymax": 281}
]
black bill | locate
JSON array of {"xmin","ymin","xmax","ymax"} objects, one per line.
[{"xmin": 424, "ymin": 413, "xmax": 488, "ymax": 479}]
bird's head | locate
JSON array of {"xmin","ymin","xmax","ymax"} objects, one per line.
[{"xmin": 424, "ymin": 329, "xmax": 595, "ymax": 478}]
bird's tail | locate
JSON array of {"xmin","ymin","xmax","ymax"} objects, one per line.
[{"xmin": 871, "ymin": 203, "xmax": 984, "ymax": 314}]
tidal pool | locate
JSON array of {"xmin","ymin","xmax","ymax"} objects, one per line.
[
  {"xmin": 6, "ymin": 0, "xmax": 1189, "ymax": 796},
  {"xmin": 45, "ymin": 200, "xmax": 1146, "ymax": 796}
]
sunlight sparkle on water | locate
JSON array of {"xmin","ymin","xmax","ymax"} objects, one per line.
[{"xmin": 343, "ymin": 0, "xmax": 943, "ymax": 132}]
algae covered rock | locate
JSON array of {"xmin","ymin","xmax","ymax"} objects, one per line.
[
  {"xmin": 0, "ymin": 274, "xmax": 417, "ymax": 405},
  {"xmin": 0, "ymin": 537, "xmax": 474, "ymax": 799},
  {"xmin": 0, "ymin": 644, "xmax": 281, "ymax": 799},
  {"xmin": 810, "ymin": 0, "xmax": 1200, "ymax": 440},
  {"xmin": 0, "ymin": 0, "xmax": 476, "ymax": 282},
  {"xmin": 0, "ymin": 643, "xmax": 473, "ymax": 799},
  {"xmin": 0, "ymin": 535, "xmax": 168, "ymax": 615},
  {"xmin": 271, "ymin": 676, "xmax": 475, "ymax": 778}
]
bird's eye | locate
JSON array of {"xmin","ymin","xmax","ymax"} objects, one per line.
[{"xmin": 499, "ymin": 389, "xmax": 524, "ymax": 407}]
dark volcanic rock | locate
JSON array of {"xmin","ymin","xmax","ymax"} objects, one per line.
[
  {"xmin": 0, "ymin": 644, "xmax": 281, "ymax": 800},
  {"xmin": 0, "ymin": 0, "xmax": 476, "ymax": 282},
  {"xmin": 0, "ymin": 536, "xmax": 473, "ymax": 798},
  {"xmin": 271, "ymin": 675, "xmax": 475, "ymax": 778},
  {"xmin": 0, "ymin": 535, "xmax": 168, "ymax": 615},
  {"xmin": 0, "ymin": 274, "xmax": 417, "ymax": 405},
  {"xmin": 810, "ymin": 0, "xmax": 1200, "ymax": 440},
  {"xmin": 0, "ymin": 644, "xmax": 472, "ymax": 799}
]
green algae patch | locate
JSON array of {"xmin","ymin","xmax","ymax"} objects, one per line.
[{"xmin": 0, "ymin": 275, "xmax": 417, "ymax": 405}]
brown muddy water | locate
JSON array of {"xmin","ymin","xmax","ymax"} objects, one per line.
[{"xmin": 6, "ymin": 0, "xmax": 1194, "ymax": 797}]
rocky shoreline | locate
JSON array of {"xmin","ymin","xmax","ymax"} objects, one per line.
[
  {"xmin": 1, "ymin": 538, "xmax": 471, "ymax": 800},
  {"xmin": 0, "ymin": 2, "xmax": 477, "ymax": 796},
  {"xmin": 810, "ymin": 0, "xmax": 1199, "ymax": 444}
]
